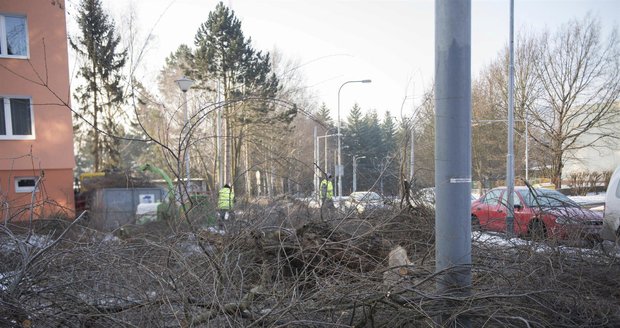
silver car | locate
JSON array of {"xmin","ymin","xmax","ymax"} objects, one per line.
[{"xmin": 344, "ymin": 191, "xmax": 387, "ymax": 214}]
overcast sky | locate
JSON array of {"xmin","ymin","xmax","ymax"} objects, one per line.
[{"xmin": 66, "ymin": 0, "xmax": 619, "ymax": 121}]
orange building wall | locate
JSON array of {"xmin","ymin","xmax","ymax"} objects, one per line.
[{"xmin": 0, "ymin": 0, "xmax": 75, "ymax": 219}]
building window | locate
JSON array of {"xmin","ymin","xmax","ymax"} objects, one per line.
[
  {"xmin": 0, "ymin": 14, "xmax": 28, "ymax": 57},
  {"xmin": 15, "ymin": 176, "xmax": 39, "ymax": 193},
  {"xmin": 0, "ymin": 97, "xmax": 34, "ymax": 139}
]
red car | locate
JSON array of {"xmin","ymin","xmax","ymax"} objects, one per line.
[{"xmin": 471, "ymin": 187, "xmax": 603, "ymax": 241}]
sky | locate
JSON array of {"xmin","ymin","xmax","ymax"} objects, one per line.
[{"xmin": 65, "ymin": 0, "xmax": 619, "ymax": 122}]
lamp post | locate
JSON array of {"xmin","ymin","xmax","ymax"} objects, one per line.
[
  {"xmin": 353, "ymin": 155, "xmax": 366, "ymax": 192},
  {"xmin": 337, "ymin": 79, "xmax": 371, "ymax": 199},
  {"xmin": 316, "ymin": 132, "xmax": 340, "ymax": 199},
  {"xmin": 175, "ymin": 76, "xmax": 194, "ymax": 192},
  {"xmin": 506, "ymin": 0, "xmax": 516, "ymax": 238}
]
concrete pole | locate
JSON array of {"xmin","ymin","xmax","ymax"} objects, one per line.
[
  {"xmin": 525, "ymin": 112, "xmax": 529, "ymax": 181},
  {"xmin": 324, "ymin": 132, "xmax": 328, "ymax": 174},
  {"xmin": 410, "ymin": 128, "xmax": 415, "ymax": 180},
  {"xmin": 353, "ymin": 155, "xmax": 365, "ymax": 192},
  {"xmin": 337, "ymin": 79, "xmax": 371, "ymax": 199},
  {"xmin": 435, "ymin": 0, "xmax": 472, "ymax": 326},
  {"xmin": 380, "ymin": 158, "xmax": 385, "ymax": 195},
  {"xmin": 182, "ymin": 91, "xmax": 191, "ymax": 192},
  {"xmin": 217, "ymin": 80, "xmax": 223, "ymax": 188},
  {"xmin": 334, "ymin": 149, "xmax": 337, "ymax": 189},
  {"xmin": 337, "ymin": 87, "xmax": 343, "ymax": 199},
  {"xmin": 314, "ymin": 126, "xmax": 318, "ymax": 198},
  {"xmin": 506, "ymin": 0, "xmax": 515, "ymax": 237},
  {"xmin": 353, "ymin": 156, "xmax": 358, "ymax": 193}
]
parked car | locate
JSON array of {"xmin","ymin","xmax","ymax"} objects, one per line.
[
  {"xmin": 471, "ymin": 186, "xmax": 603, "ymax": 241},
  {"xmin": 409, "ymin": 187, "xmax": 478, "ymax": 208},
  {"xmin": 343, "ymin": 191, "xmax": 387, "ymax": 214},
  {"xmin": 602, "ymin": 166, "xmax": 620, "ymax": 242}
]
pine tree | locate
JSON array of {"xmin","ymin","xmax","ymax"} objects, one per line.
[
  {"xmin": 381, "ymin": 111, "xmax": 397, "ymax": 156},
  {"xmin": 315, "ymin": 103, "xmax": 334, "ymax": 127},
  {"xmin": 191, "ymin": 2, "xmax": 295, "ymax": 190},
  {"xmin": 363, "ymin": 110, "xmax": 383, "ymax": 159},
  {"xmin": 71, "ymin": 0, "xmax": 127, "ymax": 171}
]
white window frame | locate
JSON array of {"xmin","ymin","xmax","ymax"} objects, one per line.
[
  {"xmin": 0, "ymin": 96, "xmax": 35, "ymax": 140},
  {"xmin": 0, "ymin": 14, "xmax": 29, "ymax": 58},
  {"xmin": 15, "ymin": 176, "xmax": 39, "ymax": 193}
]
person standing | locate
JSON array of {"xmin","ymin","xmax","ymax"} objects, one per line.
[
  {"xmin": 217, "ymin": 184, "xmax": 235, "ymax": 229},
  {"xmin": 320, "ymin": 174, "xmax": 334, "ymax": 210}
]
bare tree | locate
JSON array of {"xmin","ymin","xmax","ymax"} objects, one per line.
[
  {"xmin": 472, "ymin": 73, "xmax": 507, "ymax": 187},
  {"xmin": 408, "ymin": 88, "xmax": 435, "ymax": 187},
  {"xmin": 531, "ymin": 15, "xmax": 620, "ymax": 188},
  {"xmin": 474, "ymin": 31, "xmax": 549, "ymax": 185}
]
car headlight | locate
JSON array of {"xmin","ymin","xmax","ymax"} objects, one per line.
[{"xmin": 357, "ymin": 204, "xmax": 365, "ymax": 212}]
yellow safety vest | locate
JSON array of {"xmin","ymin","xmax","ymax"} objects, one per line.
[
  {"xmin": 320, "ymin": 179, "xmax": 333, "ymax": 200},
  {"xmin": 218, "ymin": 187, "xmax": 234, "ymax": 210}
]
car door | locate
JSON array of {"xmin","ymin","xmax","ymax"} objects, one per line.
[
  {"xmin": 472, "ymin": 189, "xmax": 504, "ymax": 231},
  {"xmin": 498, "ymin": 190, "xmax": 530, "ymax": 234},
  {"xmin": 512, "ymin": 191, "xmax": 534, "ymax": 235}
]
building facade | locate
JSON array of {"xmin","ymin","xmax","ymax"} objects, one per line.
[{"xmin": 0, "ymin": 0, "xmax": 75, "ymax": 220}]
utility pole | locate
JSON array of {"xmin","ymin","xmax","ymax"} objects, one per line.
[
  {"xmin": 506, "ymin": 0, "xmax": 516, "ymax": 238},
  {"xmin": 410, "ymin": 128, "xmax": 415, "ymax": 180},
  {"xmin": 337, "ymin": 79, "xmax": 371, "ymax": 199},
  {"xmin": 314, "ymin": 126, "xmax": 318, "ymax": 197},
  {"xmin": 175, "ymin": 76, "xmax": 194, "ymax": 193},
  {"xmin": 216, "ymin": 80, "xmax": 223, "ymax": 188},
  {"xmin": 435, "ymin": 1, "xmax": 472, "ymax": 326},
  {"xmin": 353, "ymin": 155, "xmax": 365, "ymax": 192}
]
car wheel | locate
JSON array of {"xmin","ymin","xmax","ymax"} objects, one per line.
[
  {"xmin": 529, "ymin": 219, "xmax": 547, "ymax": 240},
  {"xmin": 471, "ymin": 215, "xmax": 481, "ymax": 230}
]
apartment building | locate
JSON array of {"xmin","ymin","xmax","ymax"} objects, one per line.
[{"xmin": 0, "ymin": 0, "xmax": 75, "ymax": 220}]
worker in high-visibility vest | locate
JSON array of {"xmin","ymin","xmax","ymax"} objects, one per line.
[
  {"xmin": 320, "ymin": 174, "xmax": 334, "ymax": 209},
  {"xmin": 217, "ymin": 184, "xmax": 235, "ymax": 226}
]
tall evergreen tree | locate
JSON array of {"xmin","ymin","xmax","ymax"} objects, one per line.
[
  {"xmin": 71, "ymin": 0, "xmax": 127, "ymax": 172},
  {"xmin": 315, "ymin": 102, "xmax": 334, "ymax": 127},
  {"xmin": 342, "ymin": 104, "xmax": 367, "ymax": 193},
  {"xmin": 363, "ymin": 110, "xmax": 383, "ymax": 158},
  {"xmin": 344, "ymin": 103, "xmax": 365, "ymax": 156},
  {"xmin": 191, "ymin": 2, "xmax": 295, "ymax": 191},
  {"xmin": 381, "ymin": 111, "xmax": 397, "ymax": 156}
]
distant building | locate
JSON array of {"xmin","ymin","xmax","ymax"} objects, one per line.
[
  {"xmin": 563, "ymin": 102, "xmax": 620, "ymax": 177},
  {"xmin": 0, "ymin": 0, "xmax": 75, "ymax": 220}
]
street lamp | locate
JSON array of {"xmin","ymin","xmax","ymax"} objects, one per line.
[
  {"xmin": 353, "ymin": 155, "xmax": 366, "ymax": 192},
  {"xmin": 175, "ymin": 76, "xmax": 194, "ymax": 192},
  {"xmin": 337, "ymin": 79, "xmax": 371, "ymax": 198},
  {"xmin": 317, "ymin": 133, "xmax": 340, "ymax": 172},
  {"xmin": 507, "ymin": 0, "xmax": 516, "ymax": 238},
  {"xmin": 315, "ymin": 132, "xmax": 341, "ymax": 198}
]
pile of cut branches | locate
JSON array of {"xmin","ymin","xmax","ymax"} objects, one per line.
[{"xmin": 1, "ymin": 201, "xmax": 619, "ymax": 327}]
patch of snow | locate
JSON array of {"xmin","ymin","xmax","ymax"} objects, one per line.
[
  {"xmin": 26, "ymin": 234, "xmax": 53, "ymax": 248},
  {"xmin": 206, "ymin": 226, "xmax": 225, "ymax": 235},
  {"xmin": 102, "ymin": 233, "xmax": 120, "ymax": 243},
  {"xmin": 473, "ymin": 230, "xmax": 620, "ymax": 258},
  {"xmin": 0, "ymin": 240, "xmax": 16, "ymax": 252},
  {"xmin": 0, "ymin": 270, "xmax": 18, "ymax": 291}
]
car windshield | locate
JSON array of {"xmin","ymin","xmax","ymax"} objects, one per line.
[
  {"xmin": 518, "ymin": 188, "xmax": 579, "ymax": 208},
  {"xmin": 352, "ymin": 192, "xmax": 380, "ymax": 201}
]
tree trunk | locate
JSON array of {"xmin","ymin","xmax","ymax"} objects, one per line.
[
  {"xmin": 92, "ymin": 59, "xmax": 99, "ymax": 172},
  {"xmin": 552, "ymin": 149, "xmax": 563, "ymax": 189}
]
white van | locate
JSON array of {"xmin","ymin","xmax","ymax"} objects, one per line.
[{"xmin": 602, "ymin": 166, "xmax": 620, "ymax": 242}]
